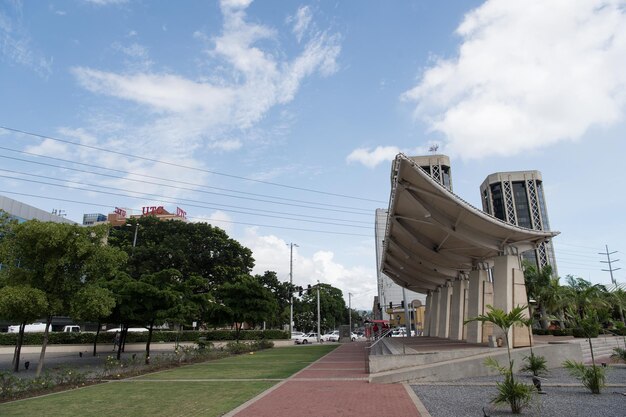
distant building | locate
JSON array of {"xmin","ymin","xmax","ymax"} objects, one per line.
[
  {"xmin": 0, "ymin": 195, "xmax": 75, "ymax": 224},
  {"xmin": 480, "ymin": 171, "xmax": 557, "ymax": 273},
  {"xmin": 82, "ymin": 213, "xmax": 107, "ymax": 225}
]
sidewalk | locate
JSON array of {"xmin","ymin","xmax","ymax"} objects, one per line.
[{"xmin": 226, "ymin": 341, "xmax": 426, "ymax": 417}]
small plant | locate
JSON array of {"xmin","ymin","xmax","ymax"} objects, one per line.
[
  {"xmin": 520, "ymin": 352, "xmax": 548, "ymax": 377},
  {"xmin": 226, "ymin": 341, "xmax": 252, "ymax": 354},
  {"xmin": 485, "ymin": 358, "xmax": 535, "ymax": 414},
  {"xmin": 563, "ymin": 360, "xmax": 605, "ymax": 394},
  {"xmin": 465, "ymin": 305, "xmax": 535, "ymax": 414},
  {"xmin": 611, "ymin": 347, "xmax": 626, "ymax": 363}
]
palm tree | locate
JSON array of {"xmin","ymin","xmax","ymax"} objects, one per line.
[
  {"xmin": 465, "ymin": 305, "xmax": 534, "ymax": 414},
  {"xmin": 523, "ymin": 263, "xmax": 553, "ymax": 329},
  {"xmin": 466, "ymin": 305, "xmax": 528, "ymax": 371},
  {"xmin": 565, "ymin": 276, "xmax": 609, "ymax": 320}
]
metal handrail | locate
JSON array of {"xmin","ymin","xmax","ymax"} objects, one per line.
[{"xmin": 364, "ymin": 328, "xmax": 394, "ymax": 373}]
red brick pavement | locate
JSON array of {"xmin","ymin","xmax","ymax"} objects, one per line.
[{"xmin": 230, "ymin": 342, "xmax": 423, "ymax": 417}]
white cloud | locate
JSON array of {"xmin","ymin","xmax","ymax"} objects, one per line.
[
  {"xmin": 240, "ymin": 228, "xmax": 376, "ymax": 310},
  {"xmin": 402, "ymin": 0, "xmax": 626, "ymax": 159},
  {"xmin": 346, "ymin": 145, "xmax": 432, "ymax": 168},
  {"xmin": 289, "ymin": 6, "xmax": 313, "ymax": 43},
  {"xmin": 0, "ymin": 3, "xmax": 52, "ymax": 76},
  {"xmin": 346, "ymin": 146, "xmax": 401, "ymax": 168},
  {"xmin": 83, "ymin": 0, "xmax": 129, "ymax": 5},
  {"xmin": 193, "ymin": 211, "xmax": 234, "ymax": 234},
  {"xmin": 71, "ymin": 0, "xmax": 340, "ymax": 154}
]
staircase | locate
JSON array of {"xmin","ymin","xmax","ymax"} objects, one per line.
[
  {"xmin": 573, "ymin": 334, "xmax": 626, "ymax": 363},
  {"xmin": 367, "ymin": 336, "xmax": 583, "ymax": 384}
]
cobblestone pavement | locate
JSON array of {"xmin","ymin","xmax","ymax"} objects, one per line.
[{"xmin": 228, "ymin": 342, "xmax": 424, "ymax": 417}]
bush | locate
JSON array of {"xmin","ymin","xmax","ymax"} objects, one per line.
[
  {"xmin": 532, "ymin": 329, "xmax": 549, "ymax": 335},
  {"xmin": 0, "ymin": 329, "xmax": 289, "ymax": 346},
  {"xmin": 572, "ymin": 327, "xmax": 599, "ymax": 338},
  {"xmin": 550, "ymin": 328, "xmax": 572, "ymax": 336},
  {"xmin": 225, "ymin": 341, "xmax": 252, "ymax": 354},
  {"xmin": 250, "ymin": 339, "xmax": 274, "ymax": 350},
  {"xmin": 520, "ymin": 352, "xmax": 548, "ymax": 377},
  {"xmin": 563, "ymin": 360, "xmax": 606, "ymax": 394},
  {"xmin": 611, "ymin": 347, "xmax": 626, "ymax": 363}
]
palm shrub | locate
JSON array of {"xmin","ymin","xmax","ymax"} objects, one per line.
[
  {"xmin": 563, "ymin": 360, "xmax": 605, "ymax": 394},
  {"xmin": 610, "ymin": 347, "xmax": 626, "ymax": 363},
  {"xmin": 562, "ymin": 310, "xmax": 606, "ymax": 394},
  {"xmin": 465, "ymin": 305, "xmax": 535, "ymax": 414},
  {"xmin": 520, "ymin": 351, "xmax": 548, "ymax": 377}
]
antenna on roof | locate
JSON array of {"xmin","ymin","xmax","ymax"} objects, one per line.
[{"xmin": 428, "ymin": 144, "xmax": 439, "ymax": 154}]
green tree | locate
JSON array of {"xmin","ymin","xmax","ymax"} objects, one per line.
[
  {"xmin": 216, "ymin": 275, "xmax": 277, "ymax": 341},
  {"xmin": 0, "ymin": 221, "xmax": 126, "ymax": 376},
  {"xmin": 564, "ymin": 276, "xmax": 608, "ymax": 321},
  {"xmin": 523, "ymin": 263, "xmax": 553, "ymax": 329},
  {"xmin": 0, "ymin": 286, "xmax": 48, "ymax": 372},
  {"xmin": 109, "ymin": 217, "xmax": 254, "ymax": 291},
  {"xmin": 256, "ymin": 270, "xmax": 292, "ymax": 328},
  {"xmin": 292, "ymin": 283, "xmax": 348, "ymax": 333},
  {"xmin": 69, "ymin": 285, "xmax": 116, "ymax": 357}
]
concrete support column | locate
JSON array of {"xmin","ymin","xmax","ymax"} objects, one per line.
[
  {"xmin": 430, "ymin": 288, "xmax": 441, "ymax": 337},
  {"xmin": 466, "ymin": 268, "xmax": 490, "ymax": 343},
  {"xmin": 493, "ymin": 254, "xmax": 532, "ymax": 348},
  {"xmin": 437, "ymin": 282, "xmax": 453, "ymax": 338},
  {"xmin": 449, "ymin": 277, "xmax": 469, "ymax": 341},
  {"xmin": 424, "ymin": 291, "xmax": 432, "ymax": 336}
]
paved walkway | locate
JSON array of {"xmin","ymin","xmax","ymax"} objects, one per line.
[{"xmin": 226, "ymin": 341, "xmax": 425, "ymax": 417}]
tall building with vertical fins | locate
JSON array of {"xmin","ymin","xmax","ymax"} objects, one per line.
[
  {"xmin": 480, "ymin": 171, "xmax": 557, "ymax": 274},
  {"xmin": 375, "ymin": 155, "xmax": 452, "ymax": 320}
]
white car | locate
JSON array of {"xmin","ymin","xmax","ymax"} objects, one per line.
[
  {"xmin": 294, "ymin": 333, "xmax": 319, "ymax": 344},
  {"xmin": 291, "ymin": 331, "xmax": 305, "ymax": 340},
  {"xmin": 322, "ymin": 331, "xmax": 339, "ymax": 342}
]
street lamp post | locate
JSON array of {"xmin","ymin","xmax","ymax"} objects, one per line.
[
  {"xmin": 316, "ymin": 281, "xmax": 321, "ymax": 343},
  {"xmin": 348, "ymin": 292, "xmax": 352, "ymax": 336},
  {"xmin": 288, "ymin": 243, "xmax": 298, "ymax": 335}
]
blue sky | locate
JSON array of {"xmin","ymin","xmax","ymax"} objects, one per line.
[{"xmin": 1, "ymin": 0, "xmax": 625, "ymax": 310}]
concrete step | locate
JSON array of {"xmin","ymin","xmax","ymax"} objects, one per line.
[{"xmin": 369, "ymin": 342, "xmax": 582, "ymax": 384}]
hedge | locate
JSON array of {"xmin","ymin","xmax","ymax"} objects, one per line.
[{"xmin": 0, "ymin": 329, "xmax": 289, "ymax": 346}]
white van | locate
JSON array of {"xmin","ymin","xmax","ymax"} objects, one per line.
[
  {"xmin": 62, "ymin": 325, "xmax": 81, "ymax": 333},
  {"xmin": 7, "ymin": 323, "xmax": 47, "ymax": 333}
]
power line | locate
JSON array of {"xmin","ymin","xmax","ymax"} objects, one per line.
[
  {"xmin": 0, "ymin": 125, "xmax": 386, "ymax": 204},
  {"xmin": 0, "ymin": 147, "xmax": 376, "ymax": 214},
  {"xmin": 0, "ymin": 160, "xmax": 371, "ymax": 218},
  {"xmin": 0, "ymin": 190, "xmax": 374, "ymax": 238},
  {"xmin": 0, "ymin": 173, "xmax": 372, "ymax": 230}
]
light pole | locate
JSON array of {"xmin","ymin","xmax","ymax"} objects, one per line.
[
  {"xmin": 126, "ymin": 222, "xmax": 140, "ymax": 251},
  {"xmin": 288, "ymin": 243, "xmax": 298, "ymax": 335},
  {"xmin": 316, "ymin": 281, "xmax": 321, "ymax": 343},
  {"xmin": 348, "ymin": 292, "xmax": 352, "ymax": 337}
]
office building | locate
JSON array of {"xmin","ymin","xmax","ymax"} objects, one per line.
[{"xmin": 480, "ymin": 171, "xmax": 557, "ymax": 273}]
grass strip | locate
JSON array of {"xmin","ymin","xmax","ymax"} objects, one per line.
[{"xmin": 0, "ymin": 344, "xmax": 337, "ymax": 417}]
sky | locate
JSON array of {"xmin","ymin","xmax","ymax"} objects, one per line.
[{"xmin": 1, "ymin": 0, "xmax": 626, "ymax": 311}]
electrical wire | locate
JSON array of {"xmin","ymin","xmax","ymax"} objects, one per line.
[
  {"xmin": 0, "ymin": 173, "xmax": 372, "ymax": 230},
  {"xmin": 0, "ymin": 147, "xmax": 376, "ymax": 214},
  {"xmin": 0, "ymin": 126, "xmax": 387, "ymax": 204},
  {"xmin": 0, "ymin": 190, "xmax": 374, "ymax": 237}
]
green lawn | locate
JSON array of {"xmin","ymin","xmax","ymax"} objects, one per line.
[{"xmin": 0, "ymin": 345, "xmax": 337, "ymax": 417}]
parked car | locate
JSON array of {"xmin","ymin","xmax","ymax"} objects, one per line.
[
  {"xmin": 291, "ymin": 331, "xmax": 305, "ymax": 340},
  {"xmin": 294, "ymin": 333, "xmax": 319, "ymax": 344},
  {"xmin": 106, "ymin": 327, "xmax": 149, "ymax": 333},
  {"xmin": 322, "ymin": 330, "xmax": 339, "ymax": 342}
]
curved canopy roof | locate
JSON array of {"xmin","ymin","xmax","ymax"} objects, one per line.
[{"xmin": 381, "ymin": 154, "xmax": 559, "ymax": 294}]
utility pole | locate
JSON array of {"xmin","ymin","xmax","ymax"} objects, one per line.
[
  {"xmin": 288, "ymin": 243, "xmax": 298, "ymax": 335},
  {"xmin": 348, "ymin": 293, "xmax": 352, "ymax": 336},
  {"xmin": 599, "ymin": 244, "xmax": 620, "ymax": 285},
  {"xmin": 317, "ymin": 281, "xmax": 321, "ymax": 343}
]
